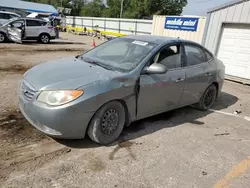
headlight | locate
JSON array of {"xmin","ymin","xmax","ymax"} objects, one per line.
[{"xmin": 37, "ymin": 90, "xmax": 83, "ymax": 106}]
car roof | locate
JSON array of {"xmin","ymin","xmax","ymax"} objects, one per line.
[{"xmin": 123, "ymin": 35, "xmax": 202, "ymax": 46}]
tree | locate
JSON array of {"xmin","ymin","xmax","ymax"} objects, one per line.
[
  {"xmin": 104, "ymin": 0, "xmax": 187, "ymax": 19},
  {"xmin": 81, "ymin": 0, "xmax": 105, "ymax": 17},
  {"xmin": 69, "ymin": 0, "xmax": 85, "ymax": 16},
  {"xmin": 23, "ymin": 0, "xmax": 187, "ymax": 18},
  {"xmin": 102, "ymin": 0, "xmax": 123, "ymax": 18}
]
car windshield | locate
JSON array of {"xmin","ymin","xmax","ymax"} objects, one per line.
[{"xmin": 80, "ymin": 38, "xmax": 158, "ymax": 72}]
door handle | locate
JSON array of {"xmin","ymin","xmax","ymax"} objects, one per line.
[
  {"xmin": 175, "ymin": 78, "xmax": 184, "ymax": 83},
  {"xmin": 205, "ymin": 72, "xmax": 212, "ymax": 76}
]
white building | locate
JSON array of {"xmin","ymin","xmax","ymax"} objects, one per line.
[{"xmin": 203, "ymin": 0, "xmax": 250, "ymax": 84}]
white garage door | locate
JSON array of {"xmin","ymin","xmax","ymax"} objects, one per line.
[{"xmin": 217, "ymin": 24, "xmax": 250, "ymax": 80}]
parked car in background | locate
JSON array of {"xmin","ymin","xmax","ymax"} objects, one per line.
[
  {"xmin": 19, "ymin": 35, "xmax": 225, "ymax": 145},
  {"xmin": 0, "ymin": 17, "xmax": 56, "ymax": 44},
  {"xmin": 0, "ymin": 11, "xmax": 20, "ymax": 24}
]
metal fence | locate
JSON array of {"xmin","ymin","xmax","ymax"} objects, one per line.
[{"xmin": 66, "ymin": 16, "xmax": 153, "ymax": 35}]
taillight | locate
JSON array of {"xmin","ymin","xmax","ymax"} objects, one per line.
[{"xmin": 47, "ymin": 26, "xmax": 54, "ymax": 29}]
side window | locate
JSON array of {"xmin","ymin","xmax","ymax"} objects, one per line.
[
  {"xmin": 184, "ymin": 45, "xmax": 206, "ymax": 66},
  {"xmin": 26, "ymin": 20, "xmax": 42, "ymax": 27},
  {"xmin": 11, "ymin": 20, "xmax": 25, "ymax": 28},
  {"xmin": 204, "ymin": 49, "xmax": 213, "ymax": 61},
  {"xmin": 0, "ymin": 13, "xmax": 4, "ymax": 19},
  {"xmin": 154, "ymin": 45, "xmax": 181, "ymax": 69}
]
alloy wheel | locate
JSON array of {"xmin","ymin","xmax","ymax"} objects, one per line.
[{"xmin": 41, "ymin": 35, "xmax": 49, "ymax": 43}]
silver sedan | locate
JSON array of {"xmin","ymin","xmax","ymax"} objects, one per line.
[{"xmin": 19, "ymin": 35, "xmax": 225, "ymax": 144}]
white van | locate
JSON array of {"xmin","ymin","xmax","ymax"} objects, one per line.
[{"xmin": 0, "ymin": 11, "xmax": 20, "ymax": 24}]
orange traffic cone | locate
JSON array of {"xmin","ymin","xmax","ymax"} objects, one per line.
[{"xmin": 92, "ymin": 38, "xmax": 96, "ymax": 48}]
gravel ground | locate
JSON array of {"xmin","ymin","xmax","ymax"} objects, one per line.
[{"xmin": 0, "ymin": 33, "xmax": 250, "ymax": 188}]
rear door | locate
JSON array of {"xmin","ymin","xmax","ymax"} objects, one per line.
[
  {"xmin": 180, "ymin": 43, "xmax": 214, "ymax": 105},
  {"xmin": 25, "ymin": 19, "xmax": 45, "ymax": 37}
]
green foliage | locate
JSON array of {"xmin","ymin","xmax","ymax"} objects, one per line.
[
  {"xmin": 23, "ymin": 0, "xmax": 187, "ymax": 18},
  {"xmin": 81, "ymin": 0, "xmax": 104, "ymax": 17},
  {"xmin": 103, "ymin": 0, "xmax": 187, "ymax": 19}
]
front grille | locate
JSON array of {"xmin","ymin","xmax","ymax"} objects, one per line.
[{"xmin": 21, "ymin": 80, "xmax": 36, "ymax": 102}]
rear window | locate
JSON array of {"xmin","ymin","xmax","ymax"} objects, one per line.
[
  {"xmin": 184, "ymin": 45, "xmax": 206, "ymax": 66},
  {"xmin": 204, "ymin": 49, "xmax": 213, "ymax": 61}
]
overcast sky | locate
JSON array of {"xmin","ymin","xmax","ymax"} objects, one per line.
[{"xmin": 182, "ymin": 0, "xmax": 232, "ymax": 16}]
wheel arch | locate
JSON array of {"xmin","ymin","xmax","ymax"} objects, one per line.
[
  {"xmin": 39, "ymin": 32, "xmax": 50, "ymax": 37},
  {"xmin": 87, "ymin": 99, "xmax": 130, "ymax": 133},
  {"xmin": 211, "ymin": 81, "xmax": 219, "ymax": 97}
]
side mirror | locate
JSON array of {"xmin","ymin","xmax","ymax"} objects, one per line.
[{"xmin": 142, "ymin": 64, "xmax": 167, "ymax": 74}]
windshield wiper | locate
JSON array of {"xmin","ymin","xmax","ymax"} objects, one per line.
[{"xmin": 83, "ymin": 59, "xmax": 115, "ymax": 71}]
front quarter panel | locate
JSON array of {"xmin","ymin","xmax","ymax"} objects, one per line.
[{"xmin": 71, "ymin": 74, "xmax": 137, "ymax": 122}]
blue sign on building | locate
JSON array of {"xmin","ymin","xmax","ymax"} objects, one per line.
[{"xmin": 165, "ymin": 17, "xmax": 199, "ymax": 32}]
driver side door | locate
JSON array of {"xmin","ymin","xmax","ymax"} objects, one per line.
[
  {"xmin": 6, "ymin": 19, "xmax": 25, "ymax": 43},
  {"xmin": 137, "ymin": 43, "xmax": 186, "ymax": 120},
  {"xmin": 7, "ymin": 27, "xmax": 22, "ymax": 43}
]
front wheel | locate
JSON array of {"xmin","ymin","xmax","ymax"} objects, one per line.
[
  {"xmin": 196, "ymin": 84, "xmax": 217, "ymax": 111},
  {"xmin": 88, "ymin": 101, "xmax": 126, "ymax": 145},
  {"xmin": 0, "ymin": 32, "xmax": 6, "ymax": 43},
  {"xmin": 39, "ymin": 34, "xmax": 50, "ymax": 44}
]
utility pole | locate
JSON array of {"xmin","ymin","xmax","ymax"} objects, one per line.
[{"xmin": 120, "ymin": 0, "xmax": 124, "ymax": 18}]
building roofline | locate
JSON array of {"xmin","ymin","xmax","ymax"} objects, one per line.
[{"xmin": 207, "ymin": 0, "xmax": 246, "ymax": 13}]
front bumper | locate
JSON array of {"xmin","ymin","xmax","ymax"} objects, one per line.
[{"xmin": 19, "ymin": 93, "xmax": 94, "ymax": 139}]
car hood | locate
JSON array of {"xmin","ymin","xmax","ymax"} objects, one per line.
[{"xmin": 24, "ymin": 57, "xmax": 120, "ymax": 90}]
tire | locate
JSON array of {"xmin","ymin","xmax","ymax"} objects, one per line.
[
  {"xmin": 39, "ymin": 34, "xmax": 50, "ymax": 44},
  {"xmin": 196, "ymin": 84, "xmax": 217, "ymax": 111},
  {"xmin": 0, "ymin": 32, "xmax": 6, "ymax": 43},
  {"xmin": 88, "ymin": 101, "xmax": 126, "ymax": 145}
]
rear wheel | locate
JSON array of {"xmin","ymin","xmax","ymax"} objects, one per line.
[
  {"xmin": 0, "ymin": 32, "xmax": 6, "ymax": 43},
  {"xmin": 88, "ymin": 101, "xmax": 125, "ymax": 145},
  {"xmin": 39, "ymin": 34, "xmax": 50, "ymax": 44},
  {"xmin": 197, "ymin": 84, "xmax": 217, "ymax": 111}
]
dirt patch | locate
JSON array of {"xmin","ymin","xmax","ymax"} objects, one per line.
[
  {"xmin": 0, "ymin": 146, "xmax": 68, "ymax": 182},
  {"xmin": 0, "ymin": 46, "xmax": 84, "ymax": 52},
  {"xmin": 109, "ymin": 140, "xmax": 136, "ymax": 160},
  {"xmin": 0, "ymin": 65, "xmax": 32, "ymax": 74},
  {"xmin": 0, "ymin": 110, "xmax": 47, "ymax": 146},
  {"xmin": 87, "ymin": 157, "xmax": 106, "ymax": 172}
]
